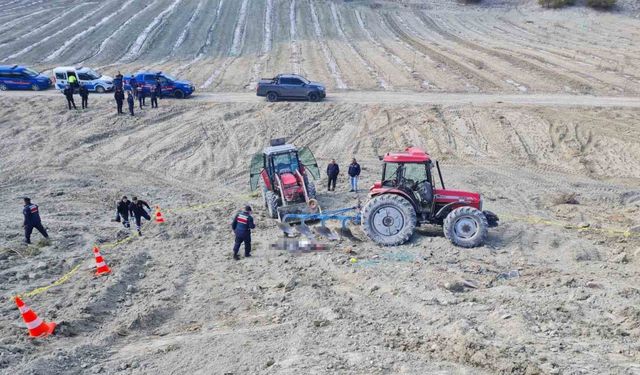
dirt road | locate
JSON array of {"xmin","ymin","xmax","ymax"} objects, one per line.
[{"xmin": 4, "ymin": 90, "xmax": 640, "ymax": 108}]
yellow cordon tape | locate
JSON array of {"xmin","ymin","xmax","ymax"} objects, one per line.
[
  {"xmin": 22, "ymin": 263, "xmax": 82, "ymax": 298},
  {"xmin": 501, "ymin": 214, "xmax": 638, "ymax": 238}
]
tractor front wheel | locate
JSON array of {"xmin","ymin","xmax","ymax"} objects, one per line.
[
  {"xmin": 362, "ymin": 194, "xmax": 416, "ymax": 246},
  {"xmin": 265, "ymin": 190, "xmax": 279, "ymax": 219},
  {"xmin": 443, "ymin": 207, "xmax": 488, "ymax": 248}
]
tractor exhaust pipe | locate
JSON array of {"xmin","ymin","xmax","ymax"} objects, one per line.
[{"xmin": 436, "ymin": 160, "xmax": 445, "ymax": 189}]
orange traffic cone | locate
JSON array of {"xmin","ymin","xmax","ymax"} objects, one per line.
[
  {"xmin": 14, "ymin": 296, "xmax": 56, "ymax": 338},
  {"xmin": 155, "ymin": 206, "xmax": 165, "ymax": 223},
  {"xmin": 93, "ymin": 246, "xmax": 111, "ymax": 276}
]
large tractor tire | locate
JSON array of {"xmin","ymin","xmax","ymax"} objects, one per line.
[
  {"xmin": 443, "ymin": 207, "xmax": 488, "ymax": 248},
  {"xmin": 265, "ymin": 190, "xmax": 279, "ymax": 219},
  {"xmin": 361, "ymin": 194, "xmax": 417, "ymax": 246}
]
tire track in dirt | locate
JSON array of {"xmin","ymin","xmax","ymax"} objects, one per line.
[
  {"xmin": 289, "ymin": 0, "xmax": 302, "ymax": 74},
  {"xmin": 4, "ymin": 0, "xmax": 112, "ymax": 60},
  {"xmin": 354, "ymin": 9, "xmax": 431, "ymax": 90},
  {"xmin": 201, "ymin": 0, "xmax": 249, "ymax": 89},
  {"xmin": 0, "ymin": 2, "xmax": 93, "ymax": 50},
  {"xmin": 330, "ymin": 3, "xmax": 389, "ymax": 90},
  {"xmin": 248, "ymin": 0, "xmax": 274, "ymax": 89},
  {"xmin": 382, "ymin": 12, "xmax": 500, "ymax": 92},
  {"xmin": 44, "ymin": 0, "xmax": 138, "ymax": 63},
  {"xmin": 308, "ymin": 0, "xmax": 347, "ymax": 89},
  {"xmin": 172, "ymin": 0, "xmax": 225, "ymax": 76},
  {"xmin": 416, "ymin": 13, "xmax": 594, "ymax": 94},
  {"xmin": 119, "ymin": 0, "xmax": 183, "ymax": 62}
]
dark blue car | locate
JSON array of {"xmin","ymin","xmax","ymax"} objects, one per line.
[
  {"xmin": 123, "ymin": 71, "xmax": 194, "ymax": 99},
  {"xmin": 0, "ymin": 65, "xmax": 51, "ymax": 91}
]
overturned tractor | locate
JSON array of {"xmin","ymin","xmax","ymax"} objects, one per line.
[{"xmin": 250, "ymin": 139, "xmax": 320, "ymax": 221}]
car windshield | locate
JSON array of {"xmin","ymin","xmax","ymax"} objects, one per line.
[
  {"xmin": 292, "ymin": 75, "xmax": 309, "ymax": 84},
  {"xmin": 163, "ymin": 73, "xmax": 177, "ymax": 81},
  {"xmin": 86, "ymin": 69, "xmax": 101, "ymax": 79},
  {"xmin": 24, "ymin": 68, "xmax": 40, "ymax": 76},
  {"xmin": 272, "ymin": 152, "xmax": 299, "ymax": 174}
]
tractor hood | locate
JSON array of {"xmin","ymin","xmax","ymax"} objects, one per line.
[
  {"xmin": 434, "ymin": 189, "xmax": 481, "ymax": 208},
  {"xmin": 280, "ymin": 173, "xmax": 298, "ymax": 186}
]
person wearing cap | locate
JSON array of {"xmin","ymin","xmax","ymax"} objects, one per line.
[
  {"xmin": 231, "ymin": 205, "xmax": 255, "ymax": 260},
  {"xmin": 22, "ymin": 197, "xmax": 49, "ymax": 244},
  {"xmin": 114, "ymin": 196, "xmax": 131, "ymax": 228},
  {"xmin": 128, "ymin": 197, "xmax": 151, "ymax": 236}
]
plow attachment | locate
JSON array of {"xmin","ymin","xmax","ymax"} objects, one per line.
[{"xmin": 279, "ymin": 206, "xmax": 362, "ymax": 242}]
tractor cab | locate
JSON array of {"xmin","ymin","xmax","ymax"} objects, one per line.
[{"xmin": 250, "ymin": 139, "xmax": 320, "ymax": 220}]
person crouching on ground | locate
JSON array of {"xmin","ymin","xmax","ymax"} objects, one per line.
[
  {"xmin": 129, "ymin": 197, "xmax": 151, "ymax": 236},
  {"xmin": 231, "ymin": 205, "xmax": 255, "ymax": 260}
]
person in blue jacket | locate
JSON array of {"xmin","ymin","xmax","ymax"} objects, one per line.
[
  {"xmin": 22, "ymin": 197, "xmax": 49, "ymax": 244},
  {"xmin": 348, "ymin": 158, "xmax": 361, "ymax": 193},
  {"xmin": 231, "ymin": 206, "xmax": 255, "ymax": 260}
]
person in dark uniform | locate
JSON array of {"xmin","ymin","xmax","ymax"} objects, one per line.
[
  {"xmin": 79, "ymin": 83, "xmax": 89, "ymax": 109},
  {"xmin": 136, "ymin": 84, "xmax": 145, "ymax": 108},
  {"xmin": 114, "ymin": 87, "xmax": 125, "ymax": 114},
  {"xmin": 114, "ymin": 196, "xmax": 131, "ymax": 228},
  {"xmin": 114, "ymin": 71, "xmax": 123, "ymax": 91},
  {"xmin": 127, "ymin": 91, "xmax": 135, "ymax": 116},
  {"xmin": 22, "ymin": 197, "xmax": 49, "ymax": 244},
  {"xmin": 63, "ymin": 85, "xmax": 76, "ymax": 110},
  {"xmin": 150, "ymin": 79, "xmax": 161, "ymax": 108},
  {"xmin": 129, "ymin": 196, "xmax": 151, "ymax": 236},
  {"xmin": 231, "ymin": 205, "xmax": 255, "ymax": 260},
  {"xmin": 326, "ymin": 159, "xmax": 340, "ymax": 191}
]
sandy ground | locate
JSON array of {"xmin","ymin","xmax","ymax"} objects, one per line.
[{"xmin": 1, "ymin": 1, "xmax": 640, "ymax": 374}]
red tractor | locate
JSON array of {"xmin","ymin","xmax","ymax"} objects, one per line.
[
  {"xmin": 361, "ymin": 147, "xmax": 498, "ymax": 247},
  {"xmin": 250, "ymin": 139, "xmax": 320, "ymax": 220}
]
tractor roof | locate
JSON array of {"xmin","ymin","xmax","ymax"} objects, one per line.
[
  {"xmin": 264, "ymin": 144, "xmax": 296, "ymax": 155},
  {"xmin": 383, "ymin": 147, "xmax": 431, "ymax": 163}
]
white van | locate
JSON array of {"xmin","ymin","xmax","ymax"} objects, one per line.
[{"xmin": 53, "ymin": 66, "xmax": 113, "ymax": 93}]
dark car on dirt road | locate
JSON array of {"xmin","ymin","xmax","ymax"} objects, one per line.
[{"xmin": 257, "ymin": 74, "xmax": 326, "ymax": 102}]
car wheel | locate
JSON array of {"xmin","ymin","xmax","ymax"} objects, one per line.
[
  {"xmin": 95, "ymin": 86, "xmax": 105, "ymax": 93},
  {"xmin": 174, "ymin": 89, "xmax": 185, "ymax": 99},
  {"xmin": 0, "ymin": 83, "xmax": 7, "ymax": 91},
  {"xmin": 31, "ymin": 84, "xmax": 40, "ymax": 91},
  {"xmin": 267, "ymin": 92, "xmax": 278, "ymax": 102},
  {"xmin": 308, "ymin": 92, "xmax": 320, "ymax": 102}
]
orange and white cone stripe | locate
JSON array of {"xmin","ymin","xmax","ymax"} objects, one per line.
[
  {"xmin": 14, "ymin": 296, "xmax": 56, "ymax": 338},
  {"xmin": 93, "ymin": 246, "xmax": 111, "ymax": 276},
  {"xmin": 155, "ymin": 206, "xmax": 165, "ymax": 223}
]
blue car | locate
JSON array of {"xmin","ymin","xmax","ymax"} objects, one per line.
[
  {"xmin": 123, "ymin": 71, "xmax": 194, "ymax": 99},
  {"xmin": 0, "ymin": 65, "xmax": 51, "ymax": 91}
]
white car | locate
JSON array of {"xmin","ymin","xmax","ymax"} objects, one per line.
[{"xmin": 53, "ymin": 66, "xmax": 113, "ymax": 93}]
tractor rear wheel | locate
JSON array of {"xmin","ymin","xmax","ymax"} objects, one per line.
[
  {"xmin": 265, "ymin": 190, "xmax": 279, "ymax": 219},
  {"xmin": 443, "ymin": 207, "xmax": 488, "ymax": 248},
  {"xmin": 362, "ymin": 194, "xmax": 416, "ymax": 246}
]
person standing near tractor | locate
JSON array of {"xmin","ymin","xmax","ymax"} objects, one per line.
[
  {"xmin": 348, "ymin": 158, "xmax": 361, "ymax": 193},
  {"xmin": 231, "ymin": 206, "xmax": 255, "ymax": 260},
  {"xmin": 63, "ymin": 84, "xmax": 76, "ymax": 110},
  {"xmin": 129, "ymin": 197, "xmax": 151, "ymax": 236},
  {"xmin": 22, "ymin": 197, "xmax": 49, "ymax": 244},
  {"xmin": 326, "ymin": 159, "xmax": 340, "ymax": 191},
  {"xmin": 78, "ymin": 83, "xmax": 89, "ymax": 109}
]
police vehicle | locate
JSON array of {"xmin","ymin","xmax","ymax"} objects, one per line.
[
  {"xmin": 0, "ymin": 65, "xmax": 51, "ymax": 91},
  {"xmin": 53, "ymin": 66, "xmax": 114, "ymax": 93},
  {"xmin": 123, "ymin": 71, "xmax": 194, "ymax": 99}
]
